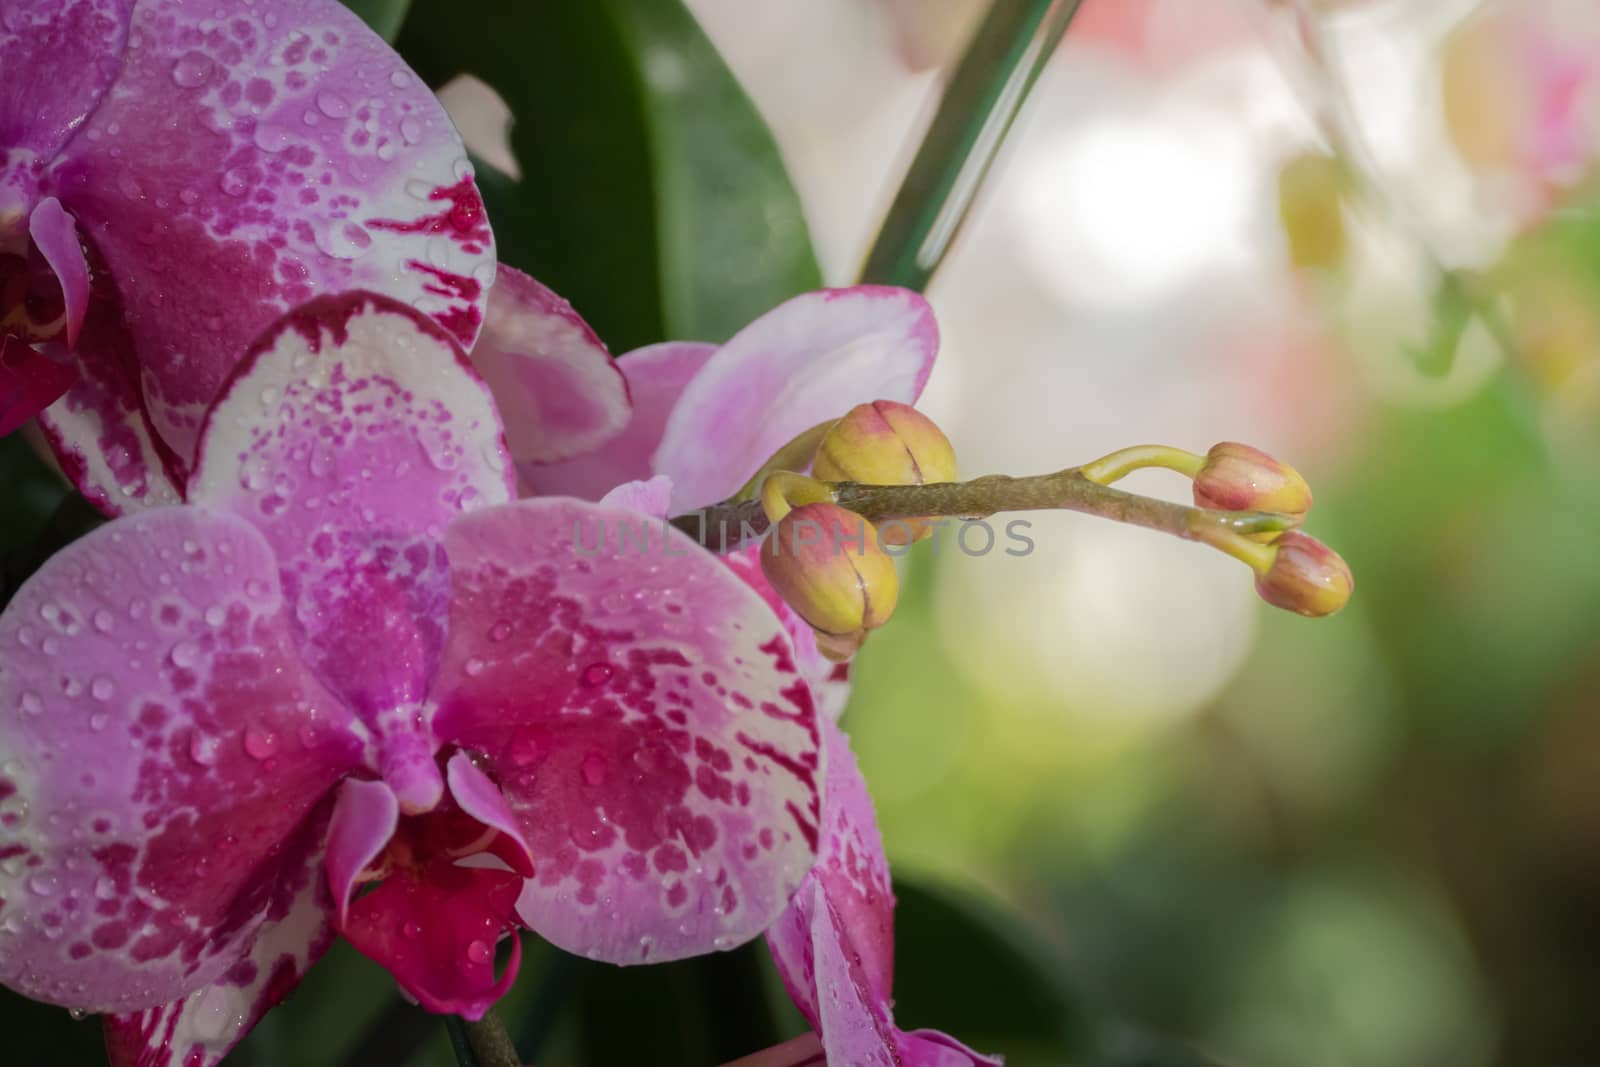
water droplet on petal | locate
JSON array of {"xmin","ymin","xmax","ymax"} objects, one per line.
[
  {"xmin": 489, "ymin": 621, "xmax": 512, "ymax": 643},
  {"xmin": 399, "ymin": 116, "xmax": 423, "ymax": 144},
  {"xmin": 94, "ymin": 877, "xmax": 116, "ymax": 901},
  {"xmin": 219, "ymin": 168, "xmax": 249, "ymax": 197},
  {"xmin": 244, "ymin": 728, "xmax": 279, "ymax": 760},
  {"xmin": 18, "ymin": 691, "xmax": 43, "ymax": 716},
  {"xmin": 580, "ymin": 754, "xmax": 607, "ymax": 787},
  {"xmin": 189, "ymin": 734, "xmax": 219, "ymax": 766},
  {"xmin": 170, "ymin": 642, "xmax": 199, "ymax": 669},
  {"xmin": 171, "ymin": 51, "xmax": 213, "ymax": 88},
  {"xmin": 27, "ymin": 873, "xmax": 56, "ymax": 896},
  {"xmin": 91, "ymin": 610, "xmax": 114, "ymax": 635},
  {"xmin": 465, "ymin": 940, "xmax": 491, "ymax": 965},
  {"xmin": 402, "ymin": 921, "xmax": 421, "ymax": 940},
  {"xmin": 90, "ymin": 676, "xmax": 114, "ymax": 702},
  {"xmin": 315, "ymin": 91, "xmax": 351, "ymax": 118},
  {"xmin": 579, "ymin": 663, "xmax": 613, "ymax": 687},
  {"xmin": 88, "ymin": 711, "xmax": 110, "ymax": 731},
  {"xmin": 464, "ymin": 658, "xmax": 486, "ymax": 678}
]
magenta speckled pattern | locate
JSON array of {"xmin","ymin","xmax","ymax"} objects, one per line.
[
  {"xmin": 0, "ymin": 294, "xmax": 824, "ymax": 1065},
  {"xmin": 5, "ymin": 0, "xmax": 494, "ymax": 513}
]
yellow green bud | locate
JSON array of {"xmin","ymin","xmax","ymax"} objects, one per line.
[
  {"xmin": 1192, "ymin": 442, "xmax": 1313, "ymax": 519},
  {"xmin": 1277, "ymin": 152, "xmax": 1348, "ymax": 272},
  {"xmin": 812, "ymin": 400, "xmax": 957, "ymax": 545},
  {"xmin": 760, "ymin": 502, "xmax": 899, "ymax": 660},
  {"xmin": 1254, "ymin": 531, "xmax": 1353, "ymax": 618}
]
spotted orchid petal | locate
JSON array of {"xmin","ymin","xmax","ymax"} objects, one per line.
[
  {"xmin": 0, "ymin": 0, "xmax": 130, "ymax": 198},
  {"xmin": 522, "ymin": 341, "xmax": 715, "ymax": 501},
  {"xmin": 428, "ymin": 497, "xmax": 822, "ymax": 963},
  {"xmin": 653, "ymin": 287, "xmax": 939, "ymax": 512},
  {"xmin": 723, "ymin": 545, "xmax": 852, "ymax": 722},
  {"xmin": 766, "ymin": 720, "xmax": 999, "ymax": 1067},
  {"xmin": 468, "ymin": 265, "xmax": 628, "ymax": 470},
  {"xmin": 188, "ymin": 291, "xmax": 512, "ymax": 810},
  {"xmin": 9, "ymin": 0, "xmax": 493, "ymax": 484},
  {"xmin": 103, "ymin": 812, "xmax": 336, "ymax": 1067},
  {"xmin": 0, "ymin": 506, "xmax": 363, "ymax": 1016}
]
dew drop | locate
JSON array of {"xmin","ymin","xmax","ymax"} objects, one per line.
[
  {"xmin": 243, "ymin": 728, "xmax": 279, "ymax": 760},
  {"xmin": 94, "ymin": 877, "xmax": 116, "ymax": 901},
  {"xmin": 18, "ymin": 691, "xmax": 43, "ymax": 716},
  {"xmin": 315, "ymin": 91, "xmax": 351, "ymax": 118},
  {"xmin": 464, "ymin": 940, "xmax": 491, "ymax": 965},
  {"xmin": 580, "ymin": 753, "xmax": 607, "ymax": 787},
  {"xmin": 464, "ymin": 657, "xmax": 486, "ymax": 678},
  {"xmin": 170, "ymin": 642, "xmax": 199, "ymax": 669},
  {"xmin": 88, "ymin": 711, "xmax": 110, "ymax": 732},
  {"xmin": 399, "ymin": 115, "xmax": 423, "ymax": 145},
  {"xmin": 27, "ymin": 873, "xmax": 56, "ymax": 897},
  {"xmin": 252, "ymin": 123, "xmax": 292, "ymax": 153},
  {"xmin": 189, "ymin": 734, "xmax": 219, "ymax": 767},
  {"xmin": 219, "ymin": 168, "xmax": 249, "ymax": 197},
  {"xmin": 579, "ymin": 663, "xmax": 613, "ymax": 688},
  {"xmin": 91, "ymin": 610, "xmax": 114, "ymax": 635},
  {"xmin": 170, "ymin": 51, "xmax": 213, "ymax": 88},
  {"xmin": 402, "ymin": 920, "xmax": 421, "ymax": 940},
  {"xmin": 90, "ymin": 676, "xmax": 114, "ymax": 702},
  {"xmin": 489, "ymin": 621, "xmax": 512, "ymax": 643}
]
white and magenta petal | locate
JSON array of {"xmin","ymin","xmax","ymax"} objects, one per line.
[
  {"xmin": 103, "ymin": 809, "xmax": 338, "ymax": 1067},
  {"xmin": 0, "ymin": 0, "xmax": 131, "ymax": 171},
  {"xmin": 188, "ymin": 292, "xmax": 512, "ymax": 808},
  {"xmin": 521, "ymin": 341, "xmax": 714, "ymax": 501},
  {"xmin": 324, "ymin": 777, "xmax": 399, "ymax": 927},
  {"xmin": 652, "ymin": 287, "xmax": 939, "ymax": 512},
  {"xmin": 0, "ymin": 506, "xmax": 362, "ymax": 1013},
  {"xmin": 468, "ymin": 265, "xmax": 628, "ymax": 469},
  {"xmin": 44, "ymin": 0, "xmax": 493, "ymax": 462},
  {"xmin": 429, "ymin": 498, "xmax": 823, "ymax": 963}
]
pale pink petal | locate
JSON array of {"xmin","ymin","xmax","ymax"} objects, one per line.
[
  {"xmin": 0, "ymin": 506, "xmax": 362, "ymax": 1014},
  {"xmin": 43, "ymin": 0, "xmax": 493, "ymax": 462},
  {"xmin": 0, "ymin": 0, "xmax": 130, "ymax": 172},
  {"xmin": 103, "ymin": 811, "xmax": 338, "ymax": 1067},
  {"xmin": 521, "ymin": 341, "xmax": 714, "ymax": 500},
  {"xmin": 808, "ymin": 885, "xmax": 900, "ymax": 1067},
  {"xmin": 469, "ymin": 265, "xmax": 628, "ymax": 467},
  {"xmin": 429, "ymin": 498, "xmax": 821, "ymax": 963},
  {"xmin": 597, "ymin": 475, "xmax": 675, "ymax": 519},
  {"xmin": 653, "ymin": 287, "xmax": 939, "ymax": 511},
  {"xmin": 27, "ymin": 198, "xmax": 89, "ymax": 347},
  {"xmin": 35, "ymin": 264, "xmax": 182, "ymax": 514},
  {"xmin": 325, "ymin": 778, "xmax": 399, "ymax": 927},
  {"xmin": 0, "ymin": 334, "xmax": 77, "ymax": 437},
  {"xmin": 187, "ymin": 292, "xmax": 512, "ymax": 811}
]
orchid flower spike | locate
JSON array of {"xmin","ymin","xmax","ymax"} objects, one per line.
[{"xmin": 0, "ymin": 293, "xmax": 829, "ymax": 1067}]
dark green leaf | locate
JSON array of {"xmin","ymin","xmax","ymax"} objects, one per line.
[
  {"xmin": 891, "ymin": 879, "xmax": 1088, "ymax": 1063},
  {"xmin": 340, "ymin": 0, "xmax": 412, "ymax": 42},
  {"xmin": 398, "ymin": 0, "xmax": 820, "ymax": 351}
]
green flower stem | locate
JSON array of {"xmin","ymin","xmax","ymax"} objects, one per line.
[
  {"xmin": 447, "ymin": 1011, "xmax": 520, "ymax": 1067},
  {"xmin": 859, "ymin": 0, "xmax": 1085, "ymax": 291},
  {"xmin": 670, "ymin": 467, "xmax": 1295, "ymax": 561}
]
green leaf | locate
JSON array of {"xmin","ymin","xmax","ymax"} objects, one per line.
[
  {"xmin": 891, "ymin": 879, "xmax": 1089, "ymax": 1063},
  {"xmin": 339, "ymin": 0, "xmax": 412, "ymax": 42},
  {"xmin": 397, "ymin": 0, "xmax": 820, "ymax": 352}
]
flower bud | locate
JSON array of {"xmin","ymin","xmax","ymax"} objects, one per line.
[
  {"xmin": 761, "ymin": 502, "xmax": 899, "ymax": 659},
  {"xmin": 1254, "ymin": 531, "xmax": 1353, "ymax": 617},
  {"xmin": 1193, "ymin": 442, "xmax": 1313, "ymax": 519},
  {"xmin": 812, "ymin": 400, "xmax": 956, "ymax": 545}
]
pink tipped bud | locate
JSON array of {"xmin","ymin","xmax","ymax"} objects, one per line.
[
  {"xmin": 1193, "ymin": 442, "xmax": 1313, "ymax": 518},
  {"xmin": 812, "ymin": 400, "xmax": 957, "ymax": 545},
  {"xmin": 1255, "ymin": 531, "xmax": 1353, "ymax": 618},
  {"xmin": 761, "ymin": 502, "xmax": 899, "ymax": 659}
]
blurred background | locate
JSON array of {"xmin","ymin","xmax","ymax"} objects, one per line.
[{"xmin": 8, "ymin": 0, "xmax": 1600, "ymax": 1064}]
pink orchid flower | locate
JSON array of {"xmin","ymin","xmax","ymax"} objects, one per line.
[
  {"xmin": 0, "ymin": 292, "xmax": 830, "ymax": 1067},
  {"xmin": 754, "ymin": 719, "xmax": 1004, "ymax": 1067},
  {"xmin": 1, "ymin": 0, "xmax": 496, "ymax": 511}
]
